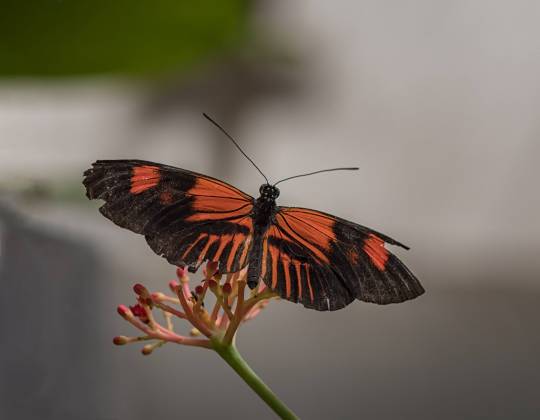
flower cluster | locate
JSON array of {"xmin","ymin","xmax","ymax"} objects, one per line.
[{"xmin": 114, "ymin": 262, "xmax": 278, "ymax": 355}]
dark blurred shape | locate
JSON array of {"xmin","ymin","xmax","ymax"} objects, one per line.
[
  {"xmin": 140, "ymin": 47, "xmax": 306, "ymax": 173},
  {"xmin": 0, "ymin": 203, "xmax": 105, "ymax": 420},
  {"xmin": 0, "ymin": 0, "xmax": 251, "ymax": 76}
]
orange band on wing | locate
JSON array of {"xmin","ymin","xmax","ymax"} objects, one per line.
[
  {"xmin": 260, "ymin": 237, "xmax": 268, "ymax": 281},
  {"xmin": 186, "ymin": 198, "xmax": 251, "ymax": 221},
  {"xmin": 185, "ymin": 177, "xmax": 253, "ymax": 222},
  {"xmin": 196, "ymin": 234, "xmax": 219, "ymax": 266},
  {"xmin": 130, "ymin": 165, "xmax": 160, "ymax": 194},
  {"xmin": 363, "ymin": 234, "xmax": 389, "ymax": 271},
  {"xmin": 187, "ymin": 177, "xmax": 250, "ymax": 199},
  {"xmin": 281, "ymin": 208, "xmax": 336, "ymax": 246},
  {"xmin": 294, "ymin": 261, "xmax": 302, "ymax": 300},
  {"xmin": 181, "ymin": 233, "xmax": 207, "ymax": 260},
  {"xmin": 305, "ymin": 264, "xmax": 314, "ymax": 303},
  {"xmin": 238, "ymin": 236, "xmax": 252, "ymax": 267},
  {"xmin": 283, "ymin": 259, "xmax": 291, "ymax": 298},
  {"xmin": 270, "ymin": 244, "xmax": 279, "ymax": 289},
  {"xmin": 276, "ymin": 214, "xmax": 331, "ymax": 263},
  {"xmin": 213, "ymin": 234, "xmax": 233, "ymax": 262},
  {"xmin": 226, "ymin": 233, "xmax": 245, "ymax": 271}
]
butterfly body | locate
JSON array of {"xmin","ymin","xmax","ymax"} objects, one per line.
[
  {"xmin": 84, "ymin": 159, "xmax": 424, "ymax": 311},
  {"xmin": 247, "ymin": 185, "xmax": 281, "ymax": 288}
]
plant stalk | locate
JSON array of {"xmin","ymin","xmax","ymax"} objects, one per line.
[{"xmin": 212, "ymin": 339, "xmax": 299, "ymax": 420}]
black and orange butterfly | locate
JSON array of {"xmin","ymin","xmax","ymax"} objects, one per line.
[{"xmin": 83, "ymin": 114, "xmax": 424, "ymax": 311}]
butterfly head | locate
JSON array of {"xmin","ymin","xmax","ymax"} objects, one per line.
[{"xmin": 259, "ymin": 184, "xmax": 280, "ymax": 201}]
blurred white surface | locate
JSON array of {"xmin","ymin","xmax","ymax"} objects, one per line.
[
  {"xmin": 2, "ymin": 3, "xmax": 540, "ymax": 419},
  {"xmin": 1, "ymin": 0, "xmax": 539, "ymax": 290}
]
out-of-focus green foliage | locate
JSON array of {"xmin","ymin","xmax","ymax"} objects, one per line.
[{"xmin": 0, "ymin": 0, "xmax": 251, "ymax": 77}]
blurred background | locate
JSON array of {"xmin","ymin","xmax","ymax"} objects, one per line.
[{"xmin": 1, "ymin": 1, "xmax": 539, "ymax": 419}]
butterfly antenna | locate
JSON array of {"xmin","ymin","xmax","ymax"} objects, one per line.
[
  {"xmin": 203, "ymin": 113, "xmax": 270, "ymax": 184},
  {"xmin": 273, "ymin": 167, "xmax": 359, "ymax": 186}
]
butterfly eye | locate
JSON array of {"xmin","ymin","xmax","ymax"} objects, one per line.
[{"xmin": 260, "ymin": 184, "xmax": 274, "ymax": 196}]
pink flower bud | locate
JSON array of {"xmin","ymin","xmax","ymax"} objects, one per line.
[
  {"xmin": 169, "ymin": 280, "xmax": 180, "ymax": 292},
  {"xmin": 151, "ymin": 292, "xmax": 164, "ymax": 301},
  {"xmin": 133, "ymin": 283, "xmax": 148, "ymax": 296},
  {"xmin": 176, "ymin": 266, "xmax": 187, "ymax": 279},
  {"xmin": 117, "ymin": 305, "xmax": 132, "ymax": 319},
  {"xmin": 222, "ymin": 283, "xmax": 232, "ymax": 295},
  {"xmin": 194, "ymin": 285, "xmax": 204, "ymax": 295},
  {"xmin": 205, "ymin": 261, "xmax": 219, "ymax": 277}
]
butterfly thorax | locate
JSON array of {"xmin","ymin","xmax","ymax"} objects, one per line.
[{"xmin": 253, "ymin": 184, "xmax": 280, "ymax": 229}]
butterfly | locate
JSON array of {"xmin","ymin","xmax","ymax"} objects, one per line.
[{"xmin": 83, "ymin": 114, "xmax": 424, "ymax": 311}]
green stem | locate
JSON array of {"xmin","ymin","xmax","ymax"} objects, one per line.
[{"xmin": 212, "ymin": 339, "xmax": 299, "ymax": 420}]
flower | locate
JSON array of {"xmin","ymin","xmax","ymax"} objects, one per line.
[
  {"xmin": 112, "ymin": 262, "xmax": 299, "ymax": 419},
  {"xmin": 113, "ymin": 262, "xmax": 278, "ymax": 354}
]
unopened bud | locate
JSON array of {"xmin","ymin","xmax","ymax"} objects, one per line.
[
  {"xmin": 176, "ymin": 266, "xmax": 188, "ymax": 280},
  {"xmin": 113, "ymin": 335, "xmax": 129, "ymax": 345},
  {"xmin": 222, "ymin": 283, "xmax": 232, "ymax": 295},
  {"xmin": 194, "ymin": 285, "xmax": 204, "ymax": 296},
  {"xmin": 207, "ymin": 279, "xmax": 218, "ymax": 290},
  {"xmin": 205, "ymin": 261, "xmax": 219, "ymax": 278},
  {"xmin": 190, "ymin": 328, "xmax": 201, "ymax": 337},
  {"xmin": 141, "ymin": 345, "xmax": 153, "ymax": 356},
  {"xmin": 151, "ymin": 292, "xmax": 165, "ymax": 301},
  {"xmin": 169, "ymin": 280, "xmax": 180, "ymax": 292},
  {"xmin": 117, "ymin": 305, "xmax": 132, "ymax": 319},
  {"xmin": 133, "ymin": 283, "xmax": 149, "ymax": 296}
]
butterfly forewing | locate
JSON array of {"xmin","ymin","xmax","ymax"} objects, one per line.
[{"xmin": 83, "ymin": 160, "xmax": 254, "ymax": 273}]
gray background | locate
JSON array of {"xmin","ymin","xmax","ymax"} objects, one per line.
[{"xmin": 1, "ymin": 1, "xmax": 539, "ymax": 419}]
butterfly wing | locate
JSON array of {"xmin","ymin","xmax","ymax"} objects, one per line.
[
  {"xmin": 259, "ymin": 206, "xmax": 424, "ymax": 311},
  {"xmin": 83, "ymin": 160, "xmax": 254, "ymax": 273}
]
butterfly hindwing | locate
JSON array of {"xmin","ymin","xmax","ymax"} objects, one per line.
[
  {"xmin": 83, "ymin": 160, "xmax": 254, "ymax": 273},
  {"xmin": 259, "ymin": 207, "xmax": 424, "ymax": 310},
  {"xmin": 260, "ymin": 228, "xmax": 355, "ymax": 310}
]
